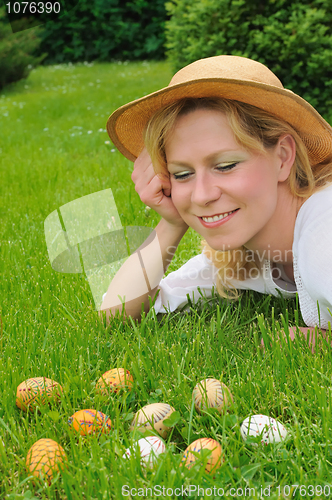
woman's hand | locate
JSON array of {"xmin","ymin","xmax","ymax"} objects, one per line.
[
  {"xmin": 132, "ymin": 148, "xmax": 188, "ymax": 229},
  {"xmin": 260, "ymin": 326, "xmax": 328, "ymax": 353}
]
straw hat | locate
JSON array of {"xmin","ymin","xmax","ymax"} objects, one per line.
[{"xmin": 107, "ymin": 55, "xmax": 332, "ymax": 165}]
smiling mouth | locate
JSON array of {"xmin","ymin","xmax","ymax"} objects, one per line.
[{"xmin": 200, "ymin": 209, "xmax": 239, "ymax": 222}]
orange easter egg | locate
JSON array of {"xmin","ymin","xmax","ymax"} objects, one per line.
[
  {"xmin": 193, "ymin": 379, "xmax": 233, "ymax": 414},
  {"xmin": 181, "ymin": 438, "xmax": 223, "ymax": 473},
  {"xmin": 26, "ymin": 438, "xmax": 67, "ymax": 484},
  {"xmin": 68, "ymin": 409, "xmax": 112, "ymax": 435},
  {"xmin": 96, "ymin": 368, "xmax": 133, "ymax": 395},
  {"xmin": 130, "ymin": 403, "xmax": 175, "ymax": 439},
  {"xmin": 16, "ymin": 377, "xmax": 63, "ymax": 412}
]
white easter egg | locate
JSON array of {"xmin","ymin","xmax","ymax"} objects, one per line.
[
  {"xmin": 240, "ymin": 414, "xmax": 287, "ymax": 445},
  {"xmin": 123, "ymin": 436, "xmax": 166, "ymax": 466}
]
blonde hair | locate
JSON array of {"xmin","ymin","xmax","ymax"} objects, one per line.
[{"xmin": 144, "ymin": 97, "xmax": 332, "ymax": 300}]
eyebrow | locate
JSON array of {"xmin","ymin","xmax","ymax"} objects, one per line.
[{"xmin": 167, "ymin": 149, "xmax": 245, "ymax": 167}]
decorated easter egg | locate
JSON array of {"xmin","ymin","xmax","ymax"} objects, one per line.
[
  {"xmin": 96, "ymin": 368, "xmax": 134, "ymax": 395},
  {"xmin": 68, "ymin": 409, "xmax": 112, "ymax": 435},
  {"xmin": 240, "ymin": 414, "xmax": 287, "ymax": 445},
  {"xmin": 16, "ymin": 377, "xmax": 63, "ymax": 412},
  {"xmin": 123, "ymin": 436, "xmax": 166, "ymax": 466},
  {"xmin": 193, "ymin": 379, "xmax": 233, "ymax": 414},
  {"xmin": 26, "ymin": 438, "xmax": 67, "ymax": 484},
  {"xmin": 130, "ymin": 403, "xmax": 175, "ymax": 439},
  {"xmin": 181, "ymin": 438, "xmax": 223, "ymax": 473}
]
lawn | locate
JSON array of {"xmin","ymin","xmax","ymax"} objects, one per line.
[{"xmin": 1, "ymin": 60, "xmax": 332, "ymax": 500}]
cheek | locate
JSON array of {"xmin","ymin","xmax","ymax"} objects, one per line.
[
  {"xmin": 239, "ymin": 165, "xmax": 276, "ymax": 200},
  {"xmin": 170, "ymin": 182, "xmax": 187, "ymax": 207},
  {"xmin": 241, "ymin": 176, "xmax": 263, "ymax": 198}
]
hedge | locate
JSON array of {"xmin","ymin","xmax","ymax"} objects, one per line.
[
  {"xmin": 32, "ymin": 0, "xmax": 168, "ymax": 64},
  {"xmin": 165, "ymin": 0, "xmax": 332, "ymax": 117}
]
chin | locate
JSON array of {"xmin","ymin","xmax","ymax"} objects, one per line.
[
  {"xmin": 203, "ymin": 240, "xmax": 235, "ymax": 252},
  {"xmin": 209, "ymin": 236, "xmax": 251, "ymax": 253}
]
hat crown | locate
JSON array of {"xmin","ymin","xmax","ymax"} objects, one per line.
[
  {"xmin": 107, "ymin": 55, "xmax": 332, "ymax": 165},
  {"xmin": 170, "ymin": 55, "xmax": 284, "ymax": 89}
]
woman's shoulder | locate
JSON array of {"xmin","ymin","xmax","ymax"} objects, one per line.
[
  {"xmin": 300, "ymin": 182, "xmax": 332, "ymax": 211},
  {"xmin": 293, "ymin": 182, "xmax": 332, "ymax": 282},
  {"xmin": 292, "ymin": 184, "xmax": 332, "ymax": 326},
  {"xmin": 294, "ymin": 182, "xmax": 332, "ymax": 242}
]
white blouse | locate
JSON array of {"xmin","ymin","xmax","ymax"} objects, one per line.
[{"xmin": 153, "ymin": 183, "xmax": 332, "ymax": 329}]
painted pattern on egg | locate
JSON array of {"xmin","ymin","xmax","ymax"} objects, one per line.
[
  {"xmin": 96, "ymin": 368, "xmax": 134, "ymax": 394},
  {"xmin": 68, "ymin": 409, "xmax": 112, "ymax": 435},
  {"xmin": 240, "ymin": 414, "xmax": 287, "ymax": 445},
  {"xmin": 130, "ymin": 403, "xmax": 175, "ymax": 439},
  {"xmin": 193, "ymin": 379, "xmax": 233, "ymax": 414},
  {"xmin": 123, "ymin": 436, "xmax": 166, "ymax": 466},
  {"xmin": 16, "ymin": 377, "xmax": 63, "ymax": 412},
  {"xmin": 26, "ymin": 438, "xmax": 67, "ymax": 484},
  {"xmin": 181, "ymin": 438, "xmax": 223, "ymax": 473}
]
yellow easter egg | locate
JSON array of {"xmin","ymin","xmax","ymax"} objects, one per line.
[
  {"xmin": 16, "ymin": 377, "xmax": 63, "ymax": 412},
  {"xmin": 26, "ymin": 438, "xmax": 67, "ymax": 484},
  {"xmin": 96, "ymin": 368, "xmax": 134, "ymax": 395},
  {"xmin": 193, "ymin": 379, "xmax": 233, "ymax": 414},
  {"xmin": 68, "ymin": 409, "xmax": 112, "ymax": 436},
  {"xmin": 130, "ymin": 403, "xmax": 175, "ymax": 439},
  {"xmin": 181, "ymin": 438, "xmax": 223, "ymax": 473}
]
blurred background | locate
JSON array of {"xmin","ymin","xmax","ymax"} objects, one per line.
[
  {"xmin": 1, "ymin": 3, "xmax": 332, "ymax": 496},
  {"xmin": 1, "ymin": 0, "xmax": 332, "ymax": 117}
]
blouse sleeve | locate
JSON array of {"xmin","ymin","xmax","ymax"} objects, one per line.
[
  {"xmin": 295, "ymin": 206, "xmax": 332, "ymax": 328},
  {"xmin": 152, "ymin": 253, "xmax": 219, "ymax": 314},
  {"xmin": 152, "ymin": 248, "xmax": 291, "ymax": 315}
]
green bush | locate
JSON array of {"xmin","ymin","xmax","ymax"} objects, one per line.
[
  {"xmin": 165, "ymin": 0, "xmax": 332, "ymax": 117},
  {"xmin": 32, "ymin": 0, "xmax": 168, "ymax": 64},
  {"xmin": 0, "ymin": 8, "xmax": 46, "ymax": 90}
]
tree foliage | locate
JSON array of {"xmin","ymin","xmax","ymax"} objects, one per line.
[{"xmin": 0, "ymin": 8, "xmax": 46, "ymax": 90}]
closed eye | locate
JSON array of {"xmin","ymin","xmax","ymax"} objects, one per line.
[
  {"xmin": 172, "ymin": 172, "xmax": 191, "ymax": 180},
  {"xmin": 172, "ymin": 162, "xmax": 238, "ymax": 180},
  {"xmin": 216, "ymin": 162, "xmax": 238, "ymax": 171}
]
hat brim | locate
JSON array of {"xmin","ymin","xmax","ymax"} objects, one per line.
[{"xmin": 107, "ymin": 78, "xmax": 332, "ymax": 165}]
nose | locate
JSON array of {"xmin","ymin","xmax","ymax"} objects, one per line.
[{"xmin": 191, "ymin": 171, "xmax": 221, "ymax": 206}]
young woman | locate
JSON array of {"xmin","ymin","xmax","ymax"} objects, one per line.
[{"xmin": 100, "ymin": 55, "xmax": 332, "ymax": 349}]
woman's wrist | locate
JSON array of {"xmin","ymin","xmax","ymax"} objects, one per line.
[
  {"xmin": 155, "ymin": 218, "xmax": 188, "ymax": 272},
  {"xmin": 156, "ymin": 217, "xmax": 189, "ymax": 234}
]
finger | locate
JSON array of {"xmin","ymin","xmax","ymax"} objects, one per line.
[
  {"xmin": 135, "ymin": 169, "xmax": 169, "ymax": 196},
  {"xmin": 134, "ymin": 167, "xmax": 161, "ymax": 196},
  {"xmin": 142, "ymin": 174, "xmax": 168, "ymax": 199},
  {"xmin": 132, "ymin": 162, "xmax": 155, "ymax": 188},
  {"xmin": 138, "ymin": 174, "xmax": 171, "ymax": 206},
  {"xmin": 132, "ymin": 148, "xmax": 152, "ymax": 176}
]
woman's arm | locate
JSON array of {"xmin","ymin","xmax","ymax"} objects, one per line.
[
  {"xmin": 99, "ymin": 218, "xmax": 188, "ymax": 323},
  {"xmin": 288, "ymin": 326, "xmax": 327, "ymax": 352},
  {"xmin": 99, "ymin": 148, "xmax": 190, "ymax": 323},
  {"xmin": 261, "ymin": 325, "xmax": 328, "ymax": 353}
]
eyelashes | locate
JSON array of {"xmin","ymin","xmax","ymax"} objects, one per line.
[
  {"xmin": 172, "ymin": 172, "xmax": 191, "ymax": 180},
  {"xmin": 172, "ymin": 162, "xmax": 238, "ymax": 180},
  {"xmin": 216, "ymin": 162, "xmax": 238, "ymax": 171}
]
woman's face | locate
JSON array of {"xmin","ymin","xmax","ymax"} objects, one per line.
[{"xmin": 165, "ymin": 108, "xmax": 291, "ymax": 252}]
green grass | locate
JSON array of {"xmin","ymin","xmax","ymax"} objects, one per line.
[{"xmin": 1, "ymin": 60, "xmax": 332, "ymax": 500}]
